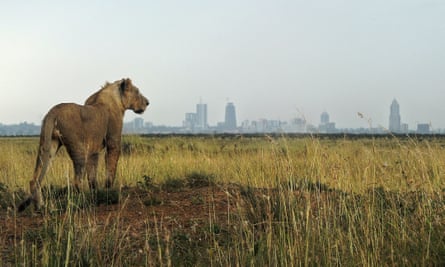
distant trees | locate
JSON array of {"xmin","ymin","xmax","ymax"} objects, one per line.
[{"xmin": 0, "ymin": 122, "xmax": 40, "ymax": 136}]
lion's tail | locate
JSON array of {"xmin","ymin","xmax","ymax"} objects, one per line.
[
  {"xmin": 37, "ymin": 112, "xmax": 58, "ymax": 176},
  {"xmin": 18, "ymin": 112, "xmax": 58, "ymax": 212}
]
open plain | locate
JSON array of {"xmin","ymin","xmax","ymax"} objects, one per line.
[{"xmin": 0, "ymin": 134, "xmax": 444, "ymax": 266}]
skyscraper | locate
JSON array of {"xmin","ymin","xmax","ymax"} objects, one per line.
[
  {"xmin": 389, "ymin": 99, "xmax": 401, "ymax": 133},
  {"xmin": 224, "ymin": 102, "xmax": 237, "ymax": 131},
  {"xmin": 320, "ymin": 111, "xmax": 329, "ymax": 125},
  {"xmin": 319, "ymin": 111, "xmax": 336, "ymax": 133},
  {"xmin": 196, "ymin": 102, "xmax": 208, "ymax": 130}
]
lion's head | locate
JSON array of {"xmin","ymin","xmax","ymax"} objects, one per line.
[
  {"xmin": 86, "ymin": 78, "xmax": 150, "ymax": 114},
  {"xmin": 119, "ymin": 78, "xmax": 149, "ymax": 114}
]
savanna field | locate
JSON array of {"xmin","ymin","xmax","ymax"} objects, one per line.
[{"xmin": 0, "ymin": 134, "xmax": 444, "ymax": 266}]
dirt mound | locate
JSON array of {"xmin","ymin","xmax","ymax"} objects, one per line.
[
  {"xmin": 0, "ymin": 182, "xmax": 242, "ymax": 264},
  {"xmin": 2, "ymin": 180, "xmax": 444, "ymax": 266}
]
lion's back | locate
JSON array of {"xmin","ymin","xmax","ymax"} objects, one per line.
[{"xmin": 45, "ymin": 103, "xmax": 108, "ymax": 147}]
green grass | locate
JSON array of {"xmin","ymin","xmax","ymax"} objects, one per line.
[{"xmin": 0, "ymin": 135, "xmax": 445, "ymax": 265}]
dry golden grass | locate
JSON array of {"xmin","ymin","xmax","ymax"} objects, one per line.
[
  {"xmin": 3, "ymin": 135, "xmax": 445, "ymax": 193},
  {"xmin": 0, "ymin": 135, "xmax": 444, "ymax": 265}
]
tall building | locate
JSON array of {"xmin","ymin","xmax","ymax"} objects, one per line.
[
  {"xmin": 417, "ymin": 123, "xmax": 431, "ymax": 134},
  {"xmin": 183, "ymin": 100, "xmax": 208, "ymax": 132},
  {"xmin": 319, "ymin": 111, "xmax": 336, "ymax": 133},
  {"xmin": 224, "ymin": 102, "xmax": 237, "ymax": 131},
  {"xmin": 389, "ymin": 99, "xmax": 401, "ymax": 133},
  {"xmin": 196, "ymin": 102, "xmax": 208, "ymax": 130},
  {"xmin": 183, "ymin": 113, "xmax": 197, "ymax": 131},
  {"xmin": 320, "ymin": 111, "xmax": 329, "ymax": 125}
]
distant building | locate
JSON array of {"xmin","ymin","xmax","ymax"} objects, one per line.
[
  {"xmin": 401, "ymin": 123, "xmax": 409, "ymax": 133},
  {"xmin": 285, "ymin": 117, "xmax": 306, "ymax": 133},
  {"xmin": 417, "ymin": 123, "xmax": 431, "ymax": 134},
  {"xmin": 306, "ymin": 124, "xmax": 318, "ymax": 133},
  {"xmin": 224, "ymin": 102, "xmax": 237, "ymax": 131},
  {"xmin": 123, "ymin": 118, "xmax": 148, "ymax": 133},
  {"xmin": 182, "ymin": 100, "xmax": 208, "ymax": 132},
  {"xmin": 240, "ymin": 120, "xmax": 256, "ymax": 132},
  {"xmin": 389, "ymin": 99, "xmax": 401, "ymax": 133},
  {"xmin": 196, "ymin": 102, "xmax": 208, "ymax": 130},
  {"xmin": 183, "ymin": 113, "xmax": 197, "ymax": 131},
  {"xmin": 320, "ymin": 111, "xmax": 329, "ymax": 125},
  {"xmin": 240, "ymin": 119, "xmax": 285, "ymax": 133},
  {"xmin": 319, "ymin": 111, "xmax": 336, "ymax": 133},
  {"xmin": 134, "ymin": 118, "xmax": 144, "ymax": 130}
]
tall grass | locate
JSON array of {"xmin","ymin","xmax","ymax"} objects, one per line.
[{"xmin": 0, "ymin": 135, "xmax": 444, "ymax": 265}]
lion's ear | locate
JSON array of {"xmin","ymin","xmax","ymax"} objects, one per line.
[{"xmin": 119, "ymin": 78, "xmax": 132, "ymax": 93}]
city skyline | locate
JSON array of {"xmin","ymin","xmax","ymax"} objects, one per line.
[
  {"xmin": 175, "ymin": 97, "xmax": 435, "ymax": 132},
  {"xmin": 119, "ymin": 98, "xmax": 436, "ymax": 134},
  {"xmin": 0, "ymin": 97, "xmax": 438, "ymax": 134},
  {"xmin": 119, "ymin": 98, "xmax": 437, "ymax": 134}
]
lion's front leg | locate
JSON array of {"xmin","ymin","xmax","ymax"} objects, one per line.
[{"xmin": 105, "ymin": 144, "xmax": 121, "ymax": 188}]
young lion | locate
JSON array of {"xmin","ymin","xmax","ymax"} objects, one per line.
[{"xmin": 18, "ymin": 78, "xmax": 149, "ymax": 212}]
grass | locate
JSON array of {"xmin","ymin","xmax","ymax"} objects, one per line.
[{"xmin": 0, "ymin": 134, "xmax": 445, "ymax": 265}]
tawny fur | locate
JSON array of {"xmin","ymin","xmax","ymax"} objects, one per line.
[{"xmin": 18, "ymin": 78, "xmax": 149, "ymax": 212}]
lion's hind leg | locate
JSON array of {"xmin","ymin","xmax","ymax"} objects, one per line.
[
  {"xmin": 86, "ymin": 153, "xmax": 99, "ymax": 190},
  {"xmin": 19, "ymin": 139, "xmax": 60, "ymax": 212},
  {"xmin": 71, "ymin": 153, "xmax": 87, "ymax": 192}
]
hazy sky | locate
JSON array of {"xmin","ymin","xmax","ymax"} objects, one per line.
[{"xmin": 1, "ymin": 1, "xmax": 444, "ymax": 129}]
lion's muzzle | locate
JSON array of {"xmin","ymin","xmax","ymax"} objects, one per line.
[{"xmin": 135, "ymin": 97, "xmax": 149, "ymax": 114}]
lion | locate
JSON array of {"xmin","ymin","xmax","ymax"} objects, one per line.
[{"xmin": 18, "ymin": 78, "xmax": 149, "ymax": 212}]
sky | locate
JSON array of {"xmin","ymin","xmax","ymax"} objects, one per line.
[{"xmin": 1, "ymin": 0, "xmax": 445, "ymax": 129}]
